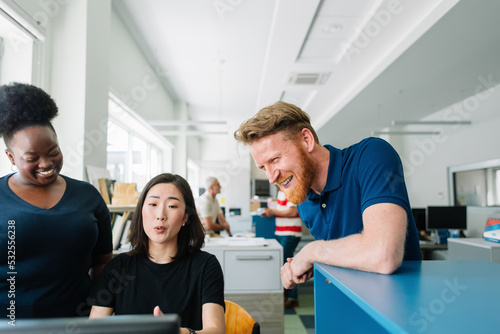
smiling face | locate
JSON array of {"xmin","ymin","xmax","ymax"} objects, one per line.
[
  {"xmin": 5, "ymin": 125, "xmax": 63, "ymax": 187},
  {"xmin": 250, "ymin": 131, "xmax": 317, "ymax": 204},
  {"xmin": 142, "ymin": 182, "xmax": 189, "ymax": 248}
]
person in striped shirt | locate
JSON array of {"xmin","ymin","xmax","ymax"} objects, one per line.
[{"xmin": 261, "ymin": 188, "xmax": 303, "ymax": 308}]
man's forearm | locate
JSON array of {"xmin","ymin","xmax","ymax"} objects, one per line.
[
  {"xmin": 202, "ymin": 218, "xmax": 224, "ymax": 231},
  {"xmin": 294, "ymin": 203, "xmax": 407, "ymax": 276},
  {"xmin": 294, "ymin": 233, "xmax": 404, "ymax": 276}
]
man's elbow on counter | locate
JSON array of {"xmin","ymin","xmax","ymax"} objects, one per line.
[{"xmin": 372, "ymin": 252, "xmax": 403, "ymax": 275}]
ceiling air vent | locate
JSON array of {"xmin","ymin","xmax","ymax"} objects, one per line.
[{"xmin": 288, "ymin": 72, "xmax": 330, "ymax": 85}]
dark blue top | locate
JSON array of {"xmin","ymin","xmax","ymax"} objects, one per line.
[
  {"xmin": 297, "ymin": 138, "xmax": 421, "ymax": 261},
  {"xmin": 0, "ymin": 174, "xmax": 113, "ymax": 318}
]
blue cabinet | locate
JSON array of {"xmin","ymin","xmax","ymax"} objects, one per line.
[
  {"xmin": 252, "ymin": 215, "xmax": 276, "ymax": 239},
  {"xmin": 314, "ymin": 260, "xmax": 500, "ymax": 333}
]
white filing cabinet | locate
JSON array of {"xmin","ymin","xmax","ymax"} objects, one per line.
[
  {"xmin": 203, "ymin": 238, "xmax": 284, "ymax": 334},
  {"xmin": 448, "ymin": 238, "xmax": 500, "ymax": 263}
]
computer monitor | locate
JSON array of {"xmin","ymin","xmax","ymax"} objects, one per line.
[
  {"xmin": 411, "ymin": 208, "xmax": 426, "ymax": 232},
  {"xmin": 411, "ymin": 208, "xmax": 430, "ymax": 241},
  {"xmin": 427, "ymin": 206, "xmax": 467, "ymax": 230},
  {"xmin": 0, "ymin": 314, "xmax": 180, "ymax": 334},
  {"xmin": 253, "ymin": 179, "xmax": 270, "ymax": 197}
]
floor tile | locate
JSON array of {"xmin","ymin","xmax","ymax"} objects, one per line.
[
  {"xmin": 299, "ymin": 315, "xmax": 315, "ymax": 329},
  {"xmin": 285, "ymin": 279, "xmax": 315, "ymax": 333},
  {"xmin": 284, "ymin": 314, "xmax": 307, "ymax": 334},
  {"xmin": 295, "ymin": 294, "xmax": 314, "ymax": 315}
]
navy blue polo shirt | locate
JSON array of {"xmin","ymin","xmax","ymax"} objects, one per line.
[{"xmin": 297, "ymin": 137, "xmax": 421, "ymax": 261}]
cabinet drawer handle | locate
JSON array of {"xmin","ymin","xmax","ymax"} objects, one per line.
[{"xmin": 235, "ymin": 255, "xmax": 273, "ymax": 261}]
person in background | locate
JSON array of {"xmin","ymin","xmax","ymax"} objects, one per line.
[
  {"xmin": 196, "ymin": 177, "xmax": 232, "ymax": 237},
  {"xmin": 234, "ymin": 101, "xmax": 421, "ymax": 291},
  {"xmin": 90, "ymin": 173, "xmax": 225, "ymax": 334},
  {"xmin": 0, "ymin": 82, "xmax": 112, "ymax": 318},
  {"xmin": 261, "ymin": 187, "xmax": 303, "ymax": 308}
]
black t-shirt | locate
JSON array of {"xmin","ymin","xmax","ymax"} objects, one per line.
[{"xmin": 90, "ymin": 250, "xmax": 224, "ymax": 330}]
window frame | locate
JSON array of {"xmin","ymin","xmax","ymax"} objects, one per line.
[{"xmin": 107, "ymin": 92, "xmax": 173, "ymax": 190}]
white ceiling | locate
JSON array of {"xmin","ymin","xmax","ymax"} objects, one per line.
[{"xmin": 114, "ymin": 0, "xmax": 500, "ymax": 152}]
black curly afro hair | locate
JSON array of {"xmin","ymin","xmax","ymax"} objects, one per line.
[{"xmin": 0, "ymin": 82, "xmax": 58, "ymax": 147}]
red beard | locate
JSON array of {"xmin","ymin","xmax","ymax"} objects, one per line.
[{"xmin": 277, "ymin": 145, "xmax": 317, "ymax": 204}]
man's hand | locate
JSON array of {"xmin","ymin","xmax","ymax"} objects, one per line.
[
  {"xmin": 223, "ymin": 222, "xmax": 232, "ymax": 237},
  {"xmin": 280, "ymin": 258, "xmax": 314, "ymax": 289},
  {"xmin": 289, "ymin": 242, "xmax": 315, "ymax": 279},
  {"xmin": 280, "ymin": 258, "xmax": 296, "ymax": 289},
  {"xmin": 261, "ymin": 208, "xmax": 275, "ymax": 217}
]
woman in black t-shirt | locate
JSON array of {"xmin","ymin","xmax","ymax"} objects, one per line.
[{"xmin": 90, "ymin": 173, "xmax": 225, "ymax": 334}]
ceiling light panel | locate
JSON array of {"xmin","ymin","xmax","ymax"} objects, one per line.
[
  {"xmin": 297, "ymin": 0, "xmax": 380, "ymax": 63},
  {"xmin": 307, "ymin": 16, "xmax": 363, "ymax": 40},
  {"xmin": 372, "ymin": 131, "xmax": 442, "ymax": 136},
  {"xmin": 299, "ymin": 39, "xmax": 347, "ymax": 62},
  {"xmin": 319, "ymin": 0, "xmax": 378, "ymax": 17}
]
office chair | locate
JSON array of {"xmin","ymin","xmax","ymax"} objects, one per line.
[{"xmin": 224, "ymin": 300, "xmax": 260, "ymax": 334}]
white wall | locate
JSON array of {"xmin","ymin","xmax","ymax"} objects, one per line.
[
  {"xmin": 171, "ymin": 101, "xmax": 188, "ymax": 177},
  {"xmin": 394, "ymin": 82, "xmax": 500, "ymax": 238},
  {"xmin": 108, "ymin": 10, "xmax": 176, "ymax": 122},
  {"xmin": 109, "ymin": 9, "xmax": 181, "ymax": 175},
  {"xmin": 47, "ymin": 0, "xmax": 111, "ymax": 180}
]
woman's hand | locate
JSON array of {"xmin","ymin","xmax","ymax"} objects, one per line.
[{"xmin": 153, "ymin": 305, "xmax": 164, "ymax": 317}]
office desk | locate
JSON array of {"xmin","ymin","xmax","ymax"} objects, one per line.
[
  {"xmin": 203, "ymin": 238, "xmax": 283, "ymax": 334},
  {"xmin": 419, "ymin": 241, "xmax": 447, "ymax": 260},
  {"xmin": 448, "ymin": 238, "xmax": 500, "ymax": 263},
  {"xmin": 314, "ymin": 261, "xmax": 500, "ymax": 333}
]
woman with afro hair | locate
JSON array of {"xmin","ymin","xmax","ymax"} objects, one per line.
[{"xmin": 0, "ymin": 83, "xmax": 112, "ymax": 318}]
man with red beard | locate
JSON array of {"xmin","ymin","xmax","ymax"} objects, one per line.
[{"xmin": 234, "ymin": 101, "xmax": 421, "ymax": 291}]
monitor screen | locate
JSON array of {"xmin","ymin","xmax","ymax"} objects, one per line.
[
  {"xmin": 0, "ymin": 314, "xmax": 180, "ymax": 334},
  {"xmin": 254, "ymin": 179, "xmax": 270, "ymax": 197},
  {"xmin": 427, "ymin": 206, "xmax": 467, "ymax": 230},
  {"xmin": 411, "ymin": 208, "xmax": 426, "ymax": 231},
  {"xmin": 229, "ymin": 208, "xmax": 241, "ymax": 215}
]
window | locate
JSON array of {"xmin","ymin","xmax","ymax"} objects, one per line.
[
  {"xmin": 450, "ymin": 159, "xmax": 500, "ymax": 207},
  {"xmin": 0, "ymin": 6, "xmax": 38, "ymax": 84},
  {"xmin": 107, "ymin": 94, "xmax": 172, "ymax": 191},
  {"xmin": 0, "ymin": 3, "xmax": 44, "ymax": 175},
  {"xmin": 106, "ymin": 120, "xmax": 128, "ymax": 182},
  {"xmin": 131, "ymin": 136, "xmax": 148, "ymax": 189},
  {"xmin": 187, "ymin": 159, "xmax": 200, "ymax": 197}
]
